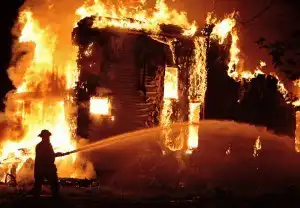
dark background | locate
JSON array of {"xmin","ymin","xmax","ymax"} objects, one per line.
[
  {"xmin": 1, "ymin": 0, "xmax": 300, "ymax": 112},
  {"xmin": 0, "ymin": 1, "xmax": 24, "ymax": 111}
]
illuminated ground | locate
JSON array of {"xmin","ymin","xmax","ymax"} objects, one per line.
[
  {"xmin": 2, "ymin": 120, "xmax": 300, "ymax": 207},
  {"xmin": 1, "ymin": 184, "xmax": 300, "ymax": 208}
]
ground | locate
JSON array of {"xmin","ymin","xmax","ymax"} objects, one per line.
[
  {"xmin": 1, "ymin": 184, "xmax": 300, "ymax": 208},
  {"xmin": 2, "ymin": 120, "xmax": 300, "ymax": 207}
]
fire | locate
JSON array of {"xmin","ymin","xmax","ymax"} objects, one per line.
[
  {"xmin": 189, "ymin": 37, "xmax": 207, "ymax": 104},
  {"xmin": 270, "ymin": 73, "xmax": 289, "ymax": 100},
  {"xmin": 0, "ymin": 0, "xmax": 203, "ymax": 180},
  {"xmin": 188, "ymin": 103, "xmax": 201, "ymax": 150},
  {"xmin": 253, "ymin": 136, "xmax": 262, "ymax": 157},
  {"xmin": 90, "ymin": 97, "xmax": 111, "ymax": 115},
  {"xmin": 76, "ymin": 0, "xmax": 203, "ymax": 153},
  {"xmin": 227, "ymin": 29, "xmax": 240, "ymax": 79},
  {"xmin": 210, "ymin": 13, "xmax": 291, "ymax": 104},
  {"xmin": 187, "ymin": 37, "xmax": 207, "ymax": 151},
  {"xmin": 163, "ymin": 67, "xmax": 178, "ymax": 99},
  {"xmin": 0, "ymin": 8, "xmax": 81, "ymax": 182},
  {"xmin": 77, "ymin": 0, "xmax": 300, "ymax": 155},
  {"xmin": 2, "ymin": 0, "xmax": 300, "ymax": 182},
  {"xmin": 16, "ymin": 11, "xmax": 56, "ymax": 93},
  {"xmin": 76, "ymin": 0, "xmax": 197, "ymax": 36},
  {"xmin": 209, "ymin": 13, "xmax": 300, "ymax": 154},
  {"xmin": 210, "ymin": 14, "xmax": 236, "ymax": 44},
  {"xmin": 161, "ymin": 66, "xmax": 182, "ymax": 151},
  {"xmin": 226, "ymin": 145, "xmax": 231, "ymax": 155},
  {"xmin": 292, "ymin": 79, "xmax": 300, "ymax": 107}
]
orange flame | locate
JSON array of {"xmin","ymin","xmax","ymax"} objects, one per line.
[
  {"xmin": 188, "ymin": 103, "xmax": 201, "ymax": 150},
  {"xmin": 209, "ymin": 13, "xmax": 236, "ymax": 44},
  {"xmin": 253, "ymin": 136, "xmax": 262, "ymax": 157},
  {"xmin": 90, "ymin": 97, "xmax": 111, "ymax": 115},
  {"xmin": 210, "ymin": 13, "xmax": 291, "ymax": 104},
  {"xmin": 76, "ymin": 0, "xmax": 197, "ymax": 36},
  {"xmin": 161, "ymin": 67, "xmax": 182, "ymax": 152},
  {"xmin": 2, "ymin": 0, "xmax": 299, "ymax": 180},
  {"xmin": 0, "ymin": 9, "xmax": 82, "ymax": 182}
]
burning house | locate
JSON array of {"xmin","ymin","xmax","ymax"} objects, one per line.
[
  {"xmin": 72, "ymin": 15, "xmax": 296, "ymax": 154},
  {"xmin": 72, "ymin": 16, "xmax": 209, "ymax": 152},
  {"xmin": 0, "ymin": 0, "xmax": 298, "ymax": 186}
]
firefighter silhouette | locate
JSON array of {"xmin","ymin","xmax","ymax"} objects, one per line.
[{"xmin": 32, "ymin": 129, "xmax": 64, "ymax": 197}]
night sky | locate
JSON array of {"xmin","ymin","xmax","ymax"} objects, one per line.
[
  {"xmin": 0, "ymin": 1, "xmax": 24, "ymax": 111},
  {"xmin": 1, "ymin": 0, "xmax": 299, "ymax": 112}
]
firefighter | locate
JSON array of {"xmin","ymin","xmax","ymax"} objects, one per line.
[{"xmin": 32, "ymin": 129, "xmax": 64, "ymax": 198}]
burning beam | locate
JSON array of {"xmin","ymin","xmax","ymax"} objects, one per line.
[
  {"xmin": 186, "ymin": 37, "xmax": 207, "ymax": 152},
  {"xmin": 164, "ymin": 67, "xmax": 178, "ymax": 99},
  {"xmin": 161, "ymin": 66, "xmax": 183, "ymax": 151},
  {"xmin": 188, "ymin": 103, "xmax": 201, "ymax": 150},
  {"xmin": 2, "ymin": 0, "xmax": 300, "ymax": 183},
  {"xmin": 76, "ymin": 0, "xmax": 198, "ymax": 37}
]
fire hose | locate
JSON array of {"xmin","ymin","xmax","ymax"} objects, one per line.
[
  {"xmin": 0, "ymin": 150, "xmax": 77, "ymax": 164},
  {"xmin": 55, "ymin": 149, "xmax": 78, "ymax": 157}
]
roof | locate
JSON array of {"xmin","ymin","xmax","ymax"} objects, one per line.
[{"xmin": 72, "ymin": 16, "xmax": 211, "ymax": 43}]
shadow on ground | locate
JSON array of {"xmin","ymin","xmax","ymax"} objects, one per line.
[{"xmin": 2, "ymin": 185, "xmax": 300, "ymax": 208}]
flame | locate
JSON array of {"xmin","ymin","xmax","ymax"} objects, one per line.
[
  {"xmin": 76, "ymin": 0, "xmax": 300, "ymax": 155},
  {"xmin": 161, "ymin": 66, "xmax": 183, "ymax": 151},
  {"xmin": 1, "ymin": 0, "xmax": 199, "ymax": 180},
  {"xmin": 226, "ymin": 145, "xmax": 231, "ymax": 155},
  {"xmin": 253, "ymin": 136, "xmax": 262, "ymax": 157},
  {"xmin": 227, "ymin": 29, "xmax": 241, "ymax": 79},
  {"xmin": 187, "ymin": 37, "xmax": 207, "ymax": 151},
  {"xmin": 2, "ymin": 0, "xmax": 299, "ymax": 181},
  {"xmin": 210, "ymin": 13, "xmax": 298, "ymax": 154},
  {"xmin": 210, "ymin": 12, "xmax": 291, "ymax": 104},
  {"xmin": 161, "ymin": 99, "xmax": 184, "ymax": 152},
  {"xmin": 0, "ymin": 9, "xmax": 81, "ymax": 182},
  {"xmin": 189, "ymin": 37, "xmax": 207, "ymax": 103},
  {"xmin": 208, "ymin": 13, "xmax": 264, "ymax": 82},
  {"xmin": 84, "ymin": 42, "xmax": 94, "ymax": 57},
  {"xmin": 292, "ymin": 80, "xmax": 300, "ymax": 107},
  {"xmin": 210, "ymin": 13, "xmax": 236, "ymax": 44},
  {"xmin": 188, "ymin": 103, "xmax": 201, "ymax": 150},
  {"xmin": 90, "ymin": 97, "xmax": 111, "ymax": 115},
  {"xmin": 76, "ymin": 0, "xmax": 197, "ymax": 36},
  {"xmin": 164, "ymin": 67, "xmax": 178, "ymax": 99},
  {"xmin": 270, "ymin": 73, "xmax": 289, "ymax": 100}
]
